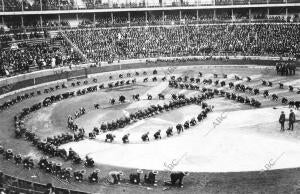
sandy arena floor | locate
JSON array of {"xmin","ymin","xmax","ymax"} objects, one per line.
[
  {"xmin": 21, "ymin": 65, "xmax": 300, "ymax": 176},
  {"xmin": 58, "ymin": 100, "xmax": 299, "ymax": 173},
  {"xmin": 54, "ymin": 78, "xmax": 300, "ymax": 173},
  {"xmin": 3, "ymin": 64, "xmax": 300, "ymax": 193}
]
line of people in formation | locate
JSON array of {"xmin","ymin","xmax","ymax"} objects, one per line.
[
  {"xmin": 13, "ymin": 90, "xmax": 96, "ymax": 162},
  {"xmin": 105, "ymin": 106, "xmax": 211, "ymax": 144},
  {"xmin": 275, "ymin": 62, "xmax": 297, "ymax": 76},
  {"xmin": 13, "ymin": 81, "xmax": 214, "ymax": 163},
  {"xmin": 86, "ymin": 92, "xmax": 214, "ymax": 140},
  {"xmin": 171, "ymin": 73, "xmax": 299, "ymax": 98},
  {"xmin": 4, "ymin": 70, "xmax": 194, "ymax": 189},
  {"xmin": 170, "ymin": 79, "xmax": 262, "ymax": 108},
  {"xmin": 171, "ymin": 73, "xmax": 300, "ymax": 109},
  {"xmin": 12, "ymin": 74, "xmax": 163, "ymax": 167},
  {"xmin": 14, "ymin": 76, "xmax": 139, "ymax": 142},
  {"xmin": 0, "ymin": 82, "xmax": 67, "ymax": 112},
  {"xmin": 0, "ymin": 146, "xmax": 190, "ymax": 188},
  {"xmin": 0, "ymin": 67, "xmax": 151, "ymax": 112},
  {"xmin": 279, "ymin": 110, "xmax": 297, "ymax": 131}
]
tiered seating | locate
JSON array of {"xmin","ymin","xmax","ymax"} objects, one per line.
[
  {"xmin": 64, "ymin": 24, "xmax": 300, "ymax": 64},
  {"xmin": 3, "ymin": 0, "xmax": 22, "ymax": 11},
  {"xmin": 0, "ymin": 34, "xmax": 83, "ymax": 77}
]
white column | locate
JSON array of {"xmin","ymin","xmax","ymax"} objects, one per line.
[
  {"xmin": 58, "ymin": 14, "xmax": 61, "ymax": 27},
  {"xmin": 2, "ymin": 0, "xmax": 4, "ymax": 12},
  {"xmin": 145, "ymin": 11, "xmax": 148, "ymax": 24},
  {"xmin": 40, "ymin": 15, "xmax": 43, "ymax": 28},
  {"xmin": 93, "ymin": 13, "xmax": 96, "ymax": 25},
  {"xmin": 249, "ymin": 8, "xmax": 251, "ymax": 22},
  {"xmin": 213, "ymin": 9, "xmax": 216, "ymax": 20},
  {"xmin": 21, "ymin": 16, "xmax": 24, "ymax": 27},
  {"xmin": 179, "ymin": 10, "xmax": 182, "ymax": 21}
]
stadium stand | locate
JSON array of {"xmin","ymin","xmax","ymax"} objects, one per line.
[
  {"xmin": 0, "ymin": 0, "xmax": 300, "ymax": 193},
  {"xmin": 64, "ymin": 24, "xmax": 300, "ymax": 63},
  {"xmin": 0, "ymin": 34, "xmax": 83, "ymax": 76}
]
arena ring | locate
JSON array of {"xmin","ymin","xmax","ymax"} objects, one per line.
[{"xmin": 1, "ymin": 58, "xmax": 300, "ymax": 193}]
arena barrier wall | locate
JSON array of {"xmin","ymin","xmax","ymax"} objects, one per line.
[
  {"xmin": 2, "ymin": 173, "xmax": 90, "ymax": 194},
  {"xmin": 0, "ymin": 55, "xmax": 296, "ymax": 97}
]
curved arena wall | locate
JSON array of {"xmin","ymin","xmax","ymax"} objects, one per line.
[{"xmin": 0, "ymin": 55, "xmax": 296, "ymax": 98}]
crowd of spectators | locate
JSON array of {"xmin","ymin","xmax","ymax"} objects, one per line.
[
  {"xmin": 64, "ymin": 24, "xmax": 300, "ymax": 63},
  {"xmin": 0, "ymin": 15, "xmax": 299, "ymax": 77},
  {"xmin": 0, "ymin": 35, "xmax": 83, "ymax": 77},
  {"xmin": 1, "ymin": 0, "xmax": 298, "ymax": 11},
  {"xmin": 1, "ymin": 11, "xmax": 297, "ymax": 32},
  {"xmin": 3, "ymin": 0, "xmax": 22, "ymax": 11},
  {"xmin": 78, "ymin": 11, "xmax": 265, "ymax": 28},
  {"xmin": 0, "ymin": 32, "xmax": 44, "ymax": 42}
]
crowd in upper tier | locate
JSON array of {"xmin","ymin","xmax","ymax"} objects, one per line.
[
  {"xmin": 0, "ymin": 24, "xmax": 299, "ymax": 77},
  {"xmin": 65, "ymin": 24, "xmax": 300, "ymax": 63},
  {"xmin": 1, "ymin": 0, "xmax": 297, "ymax": 11},
  {"xmin": 0, "ymin": 35, "xmax": 83, "ymax": 77}
]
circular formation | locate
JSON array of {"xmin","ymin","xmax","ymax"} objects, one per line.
[
  {"xmin": 0, "ymin": 64, "xmax": 300, "ymax": 193},
  {"xmin": 1, "ymin": 4, "xmax": 300, "ymax": 192}
]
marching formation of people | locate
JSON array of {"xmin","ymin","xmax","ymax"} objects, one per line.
[
  {"xmin": 1, "ymin": 143, "xmax": 192, "ymax": 188},
  {"xmin": 13, "ymin": 84, "xmax": 105, "ymax": 162},
  {"xmin": 100, "ymin": 93, "xmax": 213, "ymax": 143},
  {"xmin": 223, "ymin": 91, "xmax": 262, "ymax": 108},
  {"xmin": 1, "ymin": 59, "xmax": 300, "ymax": 193},
  {"xmin": 170, "ymin": 77, "xmax": 262, "ymax": 108},
  {"xmin": 137, "ymin": 106, "xmax": 211, "ymax": 142},
  {"xmin": 170, "ymin": 72, "xmax": 300, "ymax": 109},
  {"xmin": 0, "ymin": 81, "xmax": 69, "ymax": 111}
]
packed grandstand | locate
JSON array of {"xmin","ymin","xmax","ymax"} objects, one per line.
[{"xmin": 0, "ymin": 0, "xmax": 300, "ymax": 194}]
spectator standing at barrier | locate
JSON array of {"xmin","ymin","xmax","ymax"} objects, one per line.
[
  {"xmin": 279, "ymin": 111, "xmax": 286, "ymax": 132},
  {"xmin": 288, "ymin": 109, "xmax": 296, "ymax": 131}
]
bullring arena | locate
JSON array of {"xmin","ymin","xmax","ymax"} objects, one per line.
[
  {"xmin": 1, "ymin": 59, "xmax": 300, "ymax": 193},
  {"xmin": 1, "ymin": 1, "xmax": 300, "ymax": 193}
]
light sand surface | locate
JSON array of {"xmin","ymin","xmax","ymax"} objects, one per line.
[
  {"xmin": 60, "ymin": 103, "xmax": 300, "ymax": 173},
  {"xmin": 23, "ymin": 67, "xmax": 300, "ymax": 173}
]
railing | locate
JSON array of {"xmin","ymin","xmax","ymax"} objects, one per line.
[
  {"xmin": 1, "ymin": 172, "xmax": 89, "ymax": 194},
  {"xmin": 0, "ymin": 0, "xmax": 299, "ymax": 12}
]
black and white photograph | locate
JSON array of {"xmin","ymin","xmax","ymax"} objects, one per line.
[{"xmin": 0, "ymin": 0, "xmax": 300, "ymax": 193}]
